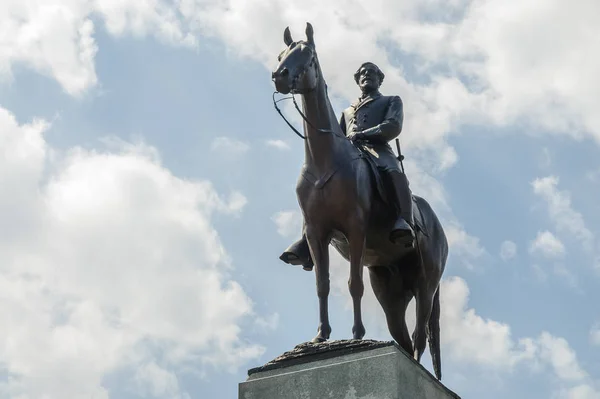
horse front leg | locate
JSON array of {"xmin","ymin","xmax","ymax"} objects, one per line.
[
  {"xmin": 348, "ymin": 227, "xmax": 366, "ymax": 340},
  {"xmin": 306, "ymin": 227, "xmax": 332, "ymax": 343}
]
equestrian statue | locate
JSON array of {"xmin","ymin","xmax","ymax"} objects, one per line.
[{"xmin": 271, "ymin": 22, "xmax": 448, "ymax": 381}]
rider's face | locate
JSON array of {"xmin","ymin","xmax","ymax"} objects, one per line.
[{"xmin": 358, "ymin": 66, "xmax": 380, "ymax": 93}]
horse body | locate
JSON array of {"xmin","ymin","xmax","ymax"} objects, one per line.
[
  {"xmin": 272, "ymin": 23, "xmax": 447, "ymax": 381},
  {"xmin": 331, "ymin": 195, "xmax": 447, "ymax": 270}
]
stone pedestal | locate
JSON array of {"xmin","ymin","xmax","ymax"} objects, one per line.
[{"xmin": 239, "ymin": 340, "xmax": 460, "ymax": 399}]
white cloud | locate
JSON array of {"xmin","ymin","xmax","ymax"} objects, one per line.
[
  {"xmin": 440, "ymin": 277, "xmax": 596, "ymax": 393},
  {"xmin": 266, "ymin": 139, "xmax": 291, "ymax": 150},
  {"xmin": 3, "ymin": 0, "xmax": 600, "ymax": 154},
  {"xmin": 174, "ymin": 0, "xmax": 600, "ymax": 161},
  {"xmin": 93, "ymin": 0, "xmax": 197, "ymax": 46},
  {"xmin": 254, "ymin": 313, "xmax": 280, "ymax": 332},
  {"xmin": 329, "ymin": 256, "xmax": 522, "ymax": 370},
  {"xmin": 271, "ymin": 210, "xmax": 302, "ymax": 238},
  {"xmin": 328, "ymin": 256, "xmax": 595, "ymax": 389},
  {"xmin": 445, "ymin": 223, "xmax": 486, "ymax": 268},
  {"xmin": 529, "ymin": 231, "xmax": 566, "ymax": 259},
  {"xmin": 528, "ymin": 231, "xmax": 578, "ymax": 287},
  {"xmin": 536, "ymin": 333, "xmax": 588, "ymax": 382},
  {"xmin": 0, "ymin": 106, "xmax": 264, "ymax": 398},
  {"xmin": 559, "ymin": 384, "xmax": 600, "ymax": 399},
  {"xmin": 500, "ymin": 240, "xmax": 517, "ymax": 261},
  {"xmin": 323, "ymin": 240, "xmax": 596, "ymax": 398},
  {"xmin": 439, "ymin": 277, "xmax": 536, "ymax": 369},
  {"xmin": 0, "ymin": 0, "xmax": 98, "ymax": 96},
  {"xmin": 224, "ymin": 191, "xmax": 248, "ymax": 216},
  {"xmin": 134, "ymin": 362, "xmax": 190, "ymax": 399},
  {"xmin": 532, "ymin": 176, "xmax": 594, "ymax": 251},
  {"xmin": 4, "ymin": 1, "xmax": 600, "ymax": 395},
  {"xmin": 430, "ymin": 278, "xmax": 597, "ymax": 395},
  {"xmin": 0, "ymin": 0, "xmax": 198, "ymax": 96},
  {"xmin": 403, "ymin": 160, "xmax": 452, "ymax": 214},
  {"xmin": 210, "ymin": 136, "xmax": 250, "ymax": 155},
  {"xmin": 441, "ymin": 283, "xmax": 599, "ymax": 397},
  {"xmin": 536, "ymin": 334, "xmax": 600, "ymax": 399},
  {"xmin": 401, "ymin": 160, "xmax": 486, "ymax": 270},
  {"xmin": 590, "ymin": 323, "xmax": 600, "ymax": 347}
]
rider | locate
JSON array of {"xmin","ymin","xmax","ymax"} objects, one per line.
[{"xmin": 280, "ymin": 62, "xmax": 414, "ymax": 270}]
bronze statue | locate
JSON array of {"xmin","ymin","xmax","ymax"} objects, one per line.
[
  {"xmin": 271, "ymin": 23, "xmax": 448, "ymax": 381},
  {"xmin": 280, "ymin": 62, "xmax": 414, "ymax": 270}
]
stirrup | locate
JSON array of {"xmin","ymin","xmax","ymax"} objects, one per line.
[
  {"xmin": 389, "ymin": 218, "xmax": 415, "ymax": 247},
  {"xmin": 390, "ymin": 230, "xmax": 415, "ymax": 247}
]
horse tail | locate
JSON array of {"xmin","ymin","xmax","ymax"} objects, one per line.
[{"xmin": 428, "ymin": 285, "xmax": 442, "ymax": 381}]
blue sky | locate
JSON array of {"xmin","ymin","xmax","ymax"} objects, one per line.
[{"xmin": 1, "ymin": 1, "xmax": 600, "ymax": 398}]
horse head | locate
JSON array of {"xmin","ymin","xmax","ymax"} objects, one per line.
[{"xmin": 272, "ymin": 22, "xmax": 319, "ymax": 95}]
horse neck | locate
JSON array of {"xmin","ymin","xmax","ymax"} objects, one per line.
[{"xmin": 301, "ymin": 65, "xmax": 344, "ymax": 173}]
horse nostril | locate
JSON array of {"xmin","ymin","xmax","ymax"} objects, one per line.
[{"xmin": 281, "ymin": 67, "xmax": 289, "ymax": 77}]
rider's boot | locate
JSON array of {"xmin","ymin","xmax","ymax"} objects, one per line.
[
  {"xmin": 280, "ymin": 234, "xmax": 314, "ymax": 271},
  {"xmin": 388, "ymin": 171, "xmax": 415, "ymax": 247}
]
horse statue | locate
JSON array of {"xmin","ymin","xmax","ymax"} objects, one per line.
[{"xmin": 271, "ymin": 22, "xmax": 448, "ymax": 381}]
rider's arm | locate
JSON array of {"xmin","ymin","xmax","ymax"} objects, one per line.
[{"xmin": 355, "ymin": 96, "xmax": 403, "ymax": 144}]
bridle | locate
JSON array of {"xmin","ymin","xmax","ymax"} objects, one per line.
[{"xmin": 272, "ymin": 46, "xmax": 334, "ymax": 140}]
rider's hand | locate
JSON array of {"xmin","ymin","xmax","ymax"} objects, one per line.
[{"xmin": 350, "ymin": 132, "xmax": 366, "ymax": 142}]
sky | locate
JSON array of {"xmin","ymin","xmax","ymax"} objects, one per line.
[{"xmin": 1, "ymin": 0, "xmax": 600, "ymax": 398}]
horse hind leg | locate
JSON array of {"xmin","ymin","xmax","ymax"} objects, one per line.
[
  {"xmin": 390, "ymin": 292, "xmax": 413, "ymax": 355},
  {"xmin": 427, "ymin": 286, "xmax": 442, "ymax": 380},
  {"xmin": 413, "ymin": 234, "xmax": 443, "ymax": 367},
  {"xmin": 412, "ymin": 286, "xmax": 435, "ymax": 363},
  {"xmin": 368, "ymin": 266, "xmax": 413, "ymax": 355}
]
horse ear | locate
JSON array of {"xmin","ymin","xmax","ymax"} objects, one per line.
[
  {"xmin": 305, "ymin": 22, "xmax": 314, "ymax": 45},
  {"xmin": 284, "ymin": 27, "xmax": 293, "ymax": 46}
]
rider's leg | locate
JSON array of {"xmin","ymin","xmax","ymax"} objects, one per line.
[{"xmin": 386, "ymin": 170, "xmax": 415, "ymax": 246}]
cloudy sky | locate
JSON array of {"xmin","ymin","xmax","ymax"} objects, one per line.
[{"xmin": 1, "ymin": 0, "xmax": 600, "ymax": 398}]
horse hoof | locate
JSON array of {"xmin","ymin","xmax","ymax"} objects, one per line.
[
  {"xmin": 311, "ymin": 336, "xmax": 327, "ymax": 343},
  {"xmin": 352, "ymin": 326, "xmax": 366, "ymax": 340}
]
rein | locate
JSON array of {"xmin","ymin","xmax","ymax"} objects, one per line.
[
  {"xmin": 272, "ymin": 91, "xmax": 335, "ymax": 140},
  {"xmin": 272, "ymin": 92, "xmax": 307, "ymax": 140},
  {"xmin": 272, "ymin": 53, "xmax": 336, "ymax": 140}
]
